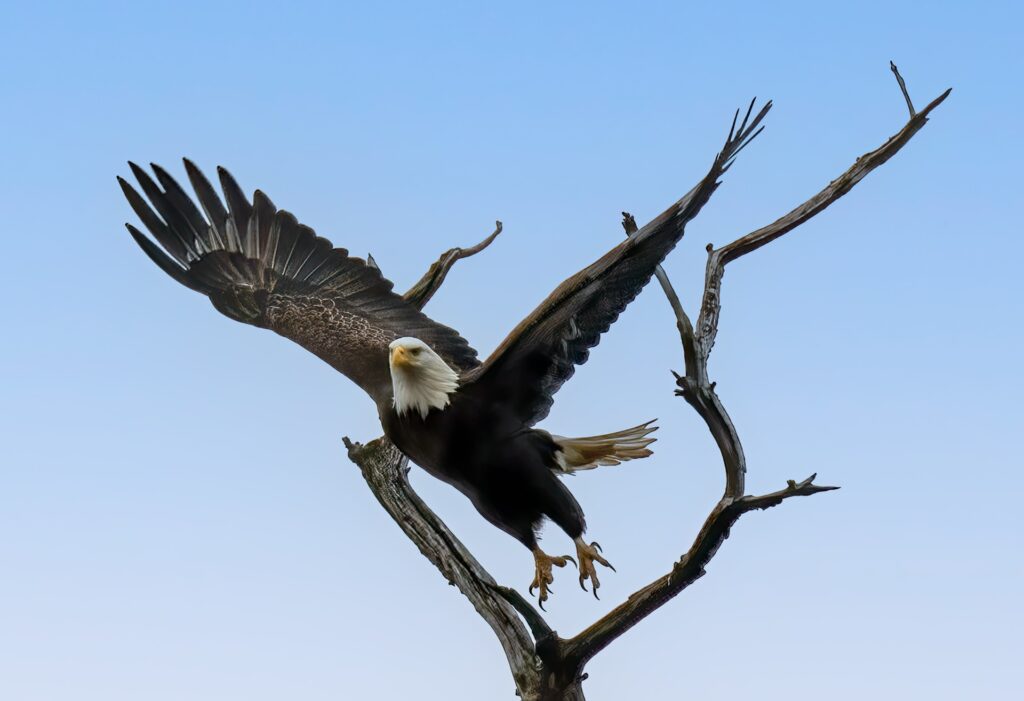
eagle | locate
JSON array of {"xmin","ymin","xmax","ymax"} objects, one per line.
[{"xmin": 118, "ymin": 105, "xmax": 767, "ymax": 605}]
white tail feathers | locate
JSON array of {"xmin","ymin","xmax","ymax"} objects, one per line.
[{"xmin": 549, "ymin": 420, "xmax": 658, "ymax": 474}]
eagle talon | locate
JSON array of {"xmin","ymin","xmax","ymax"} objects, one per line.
[
  {"xmin": 530, "ymin": 548, "xmax": 573, "ymax": 606},
  {"xmin": 575, "ymin": 537, "xmax": 614, "ymax": 597}
]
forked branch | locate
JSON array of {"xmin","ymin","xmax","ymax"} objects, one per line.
[
  {"xmin": 561, "ymin": 475, "xmax": 838, "ymax": 666},
  {"xmin": 696, "ymin": 73, "xmax": 951, "ymax": 361}
]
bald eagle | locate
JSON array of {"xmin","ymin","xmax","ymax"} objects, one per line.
[{"xmin": 118, "ymin": 104, "xmax": 767, "ymax": 604}]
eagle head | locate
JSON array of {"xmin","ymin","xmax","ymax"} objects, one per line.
[{"xmin": 388, "ymin": 337, "xmax": 459, "ymax": 419}]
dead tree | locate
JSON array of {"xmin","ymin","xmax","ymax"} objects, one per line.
[{"xmin": 342, "ymin": 65, "xmax": 949, "ymax": 701}]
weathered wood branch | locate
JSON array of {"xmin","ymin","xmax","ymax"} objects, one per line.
[
  {"xmin": 403, "ymin": 221, "xmax": 503, "ymax": 310},
  {"xmin": 561, "ymin": 475, "xmax": 838, "ymax": 667},
  {"xmin": 341, "ymin": 436, "xmax": 541, "ymax": 696},
  {"xmin": 696, "ymin": 72, "xmax": 951, "ymax": 362},
  {"xmin": 890, "ymin": 61, "xmax": 917, "ymax": 118}
]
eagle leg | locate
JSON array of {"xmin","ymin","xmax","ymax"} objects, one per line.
[
  {"xmin": 529, "ymin": 548, "xmax": 576, "ymax": 609},
  {"xmin": 574, "ymin": 537, "xmax": 615, "ymax": 599}
]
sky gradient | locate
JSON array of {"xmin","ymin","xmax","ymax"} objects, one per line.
[{"xmin": 2, "ymin": 2, "xmax": 1021, "ymax": 699}]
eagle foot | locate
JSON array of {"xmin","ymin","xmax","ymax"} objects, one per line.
[
  {"xmin": 575, "ymin": 538, "xmax": 615, "ymax": 599},
  {"xmin": 529, "ymin": 549, "xmax": 576, "ymax": 609}
]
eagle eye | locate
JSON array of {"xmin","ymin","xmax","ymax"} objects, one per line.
[{"xmin": 411, "ymin": 347, "xmax": 422, "ymax": 355}]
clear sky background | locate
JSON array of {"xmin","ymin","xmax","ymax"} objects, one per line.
[{"xmin": 2, "ymin": 2, "xmax": 1020, "ymax": 699}]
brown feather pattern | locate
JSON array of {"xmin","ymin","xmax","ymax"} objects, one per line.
[{"xmin": 120, "ymin": 159, "xmax": 479, "ymax": 405}]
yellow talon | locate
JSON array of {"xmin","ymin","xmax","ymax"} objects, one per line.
[
  {"xmin": 574, "ymin": 537, "xmax": 615, "ymax": 599},
  {"xmin": 530, "ymin": 548, "xmax": 575, "ymax": 608}
]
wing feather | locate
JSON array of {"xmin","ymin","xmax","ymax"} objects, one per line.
[
  {"xmin": 122, "ymin": 160, "xmax": 480, "ymax": 405},
  {"xmin": 462, "ymin": 101, "xmax": 771, "ymax": 425},
  {"xmin": 183, "ymin": 159, "xmax": 231, "ymax": 249}
]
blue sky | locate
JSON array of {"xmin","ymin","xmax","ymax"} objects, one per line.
[{"xmin": 1, "ymin": 2, "xmax": 1020, "ymax": 699}]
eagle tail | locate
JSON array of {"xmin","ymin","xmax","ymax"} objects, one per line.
[{"xmin": 550, "ymin": 419, "xmax": 658, "ymax": 474}]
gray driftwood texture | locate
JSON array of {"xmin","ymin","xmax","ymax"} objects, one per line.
[{"xmin": 343, "ymin": 65, "xmax": 949, "ymax": 700}]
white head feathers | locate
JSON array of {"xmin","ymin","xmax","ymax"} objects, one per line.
[{"xmin": 388, "ymin": 337, "xmax": 460, "ymax": 419}]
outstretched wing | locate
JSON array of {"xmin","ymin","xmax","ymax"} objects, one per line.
[
  {"xmin": 461, "ymin": 100, "xmax": 771, "ymax": 426},
  {"xmin": 120, "ymin": 160, "xmax": 479, "ymax": 406}
]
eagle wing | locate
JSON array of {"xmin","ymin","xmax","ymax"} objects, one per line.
[
  {"xmin": 120, "ymin": 160, "xmax": 479, "ymax": 406},
  {"xmin": 461, "ymin": 101, "xmax": 770, "ymax": 426}
]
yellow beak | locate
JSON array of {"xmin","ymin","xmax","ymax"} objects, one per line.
[{"xmin": 391, "ymin": 346, "xmax": 413, "ymax": 369}]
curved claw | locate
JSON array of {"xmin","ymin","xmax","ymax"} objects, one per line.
[
  {"xmin": 574, "ymin": 537, "xmax": 615, "ymax": 599},
  {"xmin": 531, "ymin": 549, "xmax": 573, "ymax": 607},
  {"xmin": 578, "ymin": 568, "xmax": 598, "ymax": 595}
]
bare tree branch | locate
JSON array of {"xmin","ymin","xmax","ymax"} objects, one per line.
[
  {"xmin": 341, "ymin": 436, "xmax": 542, "ymax": 696},
  {"xmin": 402, "ymin": 221, "xmax": 503, "ymax": 310},
  {"xmin": 890, "ymin": 61, "xmax": 916, "ymax": 118},
  {"xmin": 675, "ymin": 373, "xmax": 748, "ymax": 498},
  {"xmin": 695, "ymin": 82, "xmax": 951, "ymax": 362},
  {"xmin": 491, "ymin": 583, "xmax": 554, "ymax": 643},
  {"xmin": 562, "ymin": 474, "xmax": 837, "ymax": 667}
]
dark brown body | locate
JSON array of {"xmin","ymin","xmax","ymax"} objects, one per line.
[{"xmin": 380, "ymin": 392, "xmax": 585, "ymax": 549}]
